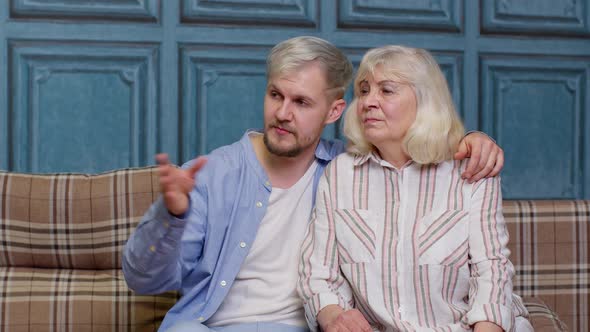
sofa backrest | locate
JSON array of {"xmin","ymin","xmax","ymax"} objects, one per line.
[
  {"xmin": 1, "ymin": 169, "xmax": 587, "ymax": 329},
  {"xmin": 504, "ymin": 200, "xmax": 589, "ymax": 332},
  {"xmin": 0, "ymin": 167, "xmax": 159, "ymax": 269}
]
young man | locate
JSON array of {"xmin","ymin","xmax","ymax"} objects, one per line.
[{"xmin": 123, "ymin": 36, "xmax": 503, "ymax": 332}]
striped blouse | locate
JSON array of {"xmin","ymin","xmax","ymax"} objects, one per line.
[{"xmin": 298, "ymin": 152, "xmax": 530, "ymax": 331}]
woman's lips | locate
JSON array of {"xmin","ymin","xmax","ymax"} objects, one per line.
[{"xmin": 363, "ymin": 118, "xmax": 381, "ymax": 124}]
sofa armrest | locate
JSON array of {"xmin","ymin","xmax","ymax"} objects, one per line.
[{"xmin": 522, "ymin": 296, "xmax": 567, "ymax": 332}]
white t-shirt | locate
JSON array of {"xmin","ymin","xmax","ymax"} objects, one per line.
[{"xmin": 207, "ymin": 159, "xmax": 318, "ymax": 327}]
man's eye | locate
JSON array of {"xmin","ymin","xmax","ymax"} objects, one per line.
[{"xmin": 295, "ymin": 99, "xmax": 308, "ymax": 106}]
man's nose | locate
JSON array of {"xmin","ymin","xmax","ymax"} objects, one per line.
[{"xmin": 275, "ymin": 100, "xmax": 293, "ymax": 120}]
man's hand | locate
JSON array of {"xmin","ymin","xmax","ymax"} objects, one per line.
[
  {"xmin": 454, "ymin": 132, "xmax": 504, "ymax": 183},
  {"xmin": 156, "ymin": 153, "xmax": 207, "ymax": 216},
  {"xmin": 317, "ymin": 305, "xmax": 372, "ymax": 332}
]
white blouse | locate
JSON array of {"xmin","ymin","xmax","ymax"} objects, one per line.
[{"xmin": 298, "ymin": 152, "xmax": 531, "ymax": 331}]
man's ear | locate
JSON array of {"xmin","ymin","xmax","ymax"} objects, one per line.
[{"xmin": 325, "ymin": 98, "xmax": 347, "ymax": 125}]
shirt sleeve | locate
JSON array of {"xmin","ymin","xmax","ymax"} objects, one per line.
[
  {"xmin": 297, "ymin": 165, "xmax": 354, "ymax": 331},
  {"xmin": 122, "ymin": 168, "xmax": 208, "ymax": 295},
  {"xmin": 464, "ymin": 175, "xmax": 515, "ymax": 331}
]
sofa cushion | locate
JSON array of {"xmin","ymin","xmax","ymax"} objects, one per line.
[
  {"xmin": 0, "ymin": 167, "xmax": 159, "ymax": 269},
  {"xmin": 0, "ymin": 266, "xmax": 178, "ymax": 332},
  {"xmin": 505, "ymin": 200, "xmax": 590, "ymax": 331}
]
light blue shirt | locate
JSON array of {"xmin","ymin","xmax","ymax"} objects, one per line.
[{"xmin": 122, "ymin": 130, "xmax": 344, "ymax": 331}]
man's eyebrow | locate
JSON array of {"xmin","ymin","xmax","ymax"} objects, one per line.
[{"xmin": 293, "ymin": 93, "xmax": 316, "ymax": 104}]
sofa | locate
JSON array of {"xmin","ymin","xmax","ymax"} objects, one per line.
[{"xmin": 0, "ymin": 166, "xmax": 585, "ymax": 331}]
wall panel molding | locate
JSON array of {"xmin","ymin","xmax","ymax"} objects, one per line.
[
  {"xmin": 435, "ymin": 53, "xmax": 463, "ymax": 118},
  {"xmin": 482, "ymin": 0, "xmax": 590, "ymax": 36},
  {"xmin": 180, "ymin": 0, "xmax": 318, "ymax": 27},
  {"xmin": 10, "ymin": 0, "xmax": 160, "ymax": 23},
  {"xmin": 9, "ymin": 41, "xmax": 159, "ymax": 173},
  {"xmin": 180, "ymin": 44, "xmax": 270, "ymax": 160},
  {"xmin": 338, "ymin": 0, "xmax": 463, "ymax": 32},
  {"xmin": 480, "ymin": 56, "xmax": 588, "ymax": 199}
]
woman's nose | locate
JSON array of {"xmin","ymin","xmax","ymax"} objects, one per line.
[{"xmin": 362, "ymin": 91, "xmax": 378, "ymax": 110}]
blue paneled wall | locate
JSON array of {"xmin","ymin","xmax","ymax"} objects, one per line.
[{"xmin": 0, "ymin": 0, "xmax": 588, "ymax": 199}]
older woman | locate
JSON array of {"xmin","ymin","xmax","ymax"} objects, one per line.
[{"xmin": 298, "ymin": 46, "xmax": 532, "ymax": 332}]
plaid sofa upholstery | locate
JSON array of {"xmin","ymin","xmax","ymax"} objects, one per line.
[
  {"xmin": 0, "ymin": 167, "xmax": 582, "ymax": 331},
  {"xmin": 0, "ymin": 167, "xmax": 177, "ymax": 332},
  {"xmin": 505, "ymin": 200, "xmax": 590, "ymax": 332}
]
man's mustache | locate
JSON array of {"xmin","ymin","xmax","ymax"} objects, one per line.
[{"xmin": 268, "ymin": 121, "xmax": 296, "ymax": 134}]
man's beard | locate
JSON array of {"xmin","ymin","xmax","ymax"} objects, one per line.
[{"xmin": 263, "ymin": 131, "xmax": 303, "ymax": 158}]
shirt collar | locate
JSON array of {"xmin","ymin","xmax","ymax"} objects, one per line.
[
  {"xmin": 240, "ymin": 130, "xmax": 270, "ymax": 186},
  {"xmin": 352, "ymin": 151, "xmax": 380, "ymax": 166},
  {"xmin": 353, "ymin": 150, "xmax": 414, "ymax": 170},
  {"xmin": 314, "ymin": 138, "xmax": 343, "ymax": 163}
]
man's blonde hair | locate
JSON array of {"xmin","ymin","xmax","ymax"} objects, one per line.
[
  {"xmin": 267, "ymin": 36, "xmax": 353, "ymax": 99},
  {"xmin": 344, "ymin": 45, "xmax": 465, "ymax": 164}
]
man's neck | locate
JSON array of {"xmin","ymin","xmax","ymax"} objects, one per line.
[{"xmin": 251, "ymin": 135, "xmax": 317, "ymax": 189}]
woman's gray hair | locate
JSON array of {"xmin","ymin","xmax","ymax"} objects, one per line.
[
  {"xmin": 267, "ymin": 36, "xmax": 353, "ymax": 99},
  {"xmin": 343, "ymin": 45, "xmax": 465, "ymax": 164}
]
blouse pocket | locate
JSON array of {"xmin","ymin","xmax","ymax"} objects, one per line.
[
  {"xmin": 417, "ymin": 209, "xmax": 469, "ymax": 266},
  {"xmin": 334, "ymin": 209, "xmax": 377, "ymax": 264}
]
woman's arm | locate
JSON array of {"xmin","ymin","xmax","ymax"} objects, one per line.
[
  {"xmin": 464, "ymin": 175, "xmax": 514, "ymax": 331},
  {"xmin": 298, "ymin": 166, "xmax": 354, "ymax": 331}
]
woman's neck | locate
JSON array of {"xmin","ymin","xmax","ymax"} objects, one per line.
[{"xmin": 374, "ymin": 142, "xmax": 410, "ymax": 169}]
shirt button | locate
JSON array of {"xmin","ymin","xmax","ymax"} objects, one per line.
[
  {"xmin": 265, "ymin": 181, "xmax": 270, "ymax": 186},
  {"xmin": 398, "ymin": 307, "xmax": 403, "ymax": 313},
  {"xmin": 220, "ymin": 280, "xmax": 227, "ymax": 287},
  {"xmin": 149, "ymin": 245, "xmax": 156, "ymax": 252},
  {"xmin": 163, "ymin": 221, "xmax": 169, "ymax": 228},
  {"xmin": 239, "ymin": 242, "xmax": 247, "ymax": 248},
  {"xmin": 198, "ymin": 316, "xmax": 205, "ymax": 322},
  {"xmin": 256, "ymin": 201, "xmax": 262, "ymax": 208}
]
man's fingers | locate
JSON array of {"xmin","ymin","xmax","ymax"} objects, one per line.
[
  {"xmin": 476, "ymin": 142, "xmax": 492, "ymax": 169},
  {"xmin": 470, "ymin": 158, "xmax": 495, "ymax": 182},
  {"xmin": 454, "ymin": 141, "xmax": 468, "ymax": 160},
  {"xmin": 463, "ymin": 147, "xmax": 481, "ymax": 179},
  {"xmin": 187, "ymin": 156, "xmax": 207, "ymax": 177},
  {"xmin": 155, "ymin": 153, "xmax": 170, "ymax": 166},
  {"xmin": 490, "ymin": 149, "xmax": 504, "ymax": 177},
  {"xmin": 156, "ymin": 154, "xmax": 172, "ymax": 179}
]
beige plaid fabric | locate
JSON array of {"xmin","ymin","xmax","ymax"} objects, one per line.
[
  {"xmin": 0, "ymin": 167, "xmax": 178, "ymax": 331},
  {"xmin": 506, "ymin": 200, "xmax": 590, "ymax": 332},
  {"xmin": 0, "ymin": 267, "xmax": 176, "ymax": 332},
  {"xmin": 0, "ymin": 168, "xmax": 579, "ymax": 331},
  {"xmin": 0, "ymin": 167, "xmax": 159, "ymax": 269},
  {"xmin": 522, "ymin": 296, "xmax": 568, "ymax": 332}
]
